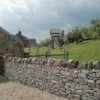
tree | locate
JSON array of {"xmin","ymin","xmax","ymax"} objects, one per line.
[
  {"xmin": 90, "ymin": 19, "xmax": 100, "ymax": 39},
  {"xmin": 66, "ymin": 27, "xmax": 82, "ymax": 43},
  {"xmin": 79, "ymin": 26, "xmax": 92, "ymax": 40},
  {"xmin": 39, "ymin": 38, "xmax": 51, "ymax": 47}
]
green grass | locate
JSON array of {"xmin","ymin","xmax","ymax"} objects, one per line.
[{"xmin": 24, "ymin": 40, "xmax": 100, "ymax": 61}]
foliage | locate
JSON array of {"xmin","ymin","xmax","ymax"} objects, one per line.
[
  {"xmin": 65, "ymin": 19, "xmax": 100, "ymax": 44},
  {"xmin": 90, "ymin": 19, "xmax": 100, "ymax": 39},
  {"xmin": 66, "ymin": 27, "xmax": 82, "ymax": 43},
  {"xmin": 39, "ymin": 38, "xmax": 51, "ymax": 47},
  {"xmin": 79, "ymin": 26, "xmax": 92, "ymax": 40}
]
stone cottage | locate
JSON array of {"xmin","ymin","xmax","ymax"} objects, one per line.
[
  {"xmin": 0, "ymin": 27, "xmax": 24, "ymax": 57},
  {"xmin": 15, "ymin": 31, "xmax": 37, "ymax": 47},
  {"xmin": 28, "ymin": 39, "xmax": 37, "ymax": 47},
  {"xmin": 15, "ymin": 31, "xmax": 29, "ymax": 47}
]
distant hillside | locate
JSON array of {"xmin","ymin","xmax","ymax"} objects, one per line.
[{"xmin": 67, "ymin": 40, "xmax": 100, "ymax": 61}]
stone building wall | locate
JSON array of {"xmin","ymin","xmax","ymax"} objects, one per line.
[
  {"xmin": 5, "ymin": 56, "xmax": 100, "ymax": 100},
  {"xmin": 0, "ymin": 55, "xmax": 5, "ymax": 76},
  {"xmin": 0, "ymin": 27, "xmax": 24, "ymax": 57}
]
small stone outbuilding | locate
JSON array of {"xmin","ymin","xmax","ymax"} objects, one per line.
[
  {"xmin": 50, "ymin": 29, "xmax": 64, "ymax": 48},
  {"xmin": 0, "ymin": 26, "xmax": 24, "ymax": 57}
]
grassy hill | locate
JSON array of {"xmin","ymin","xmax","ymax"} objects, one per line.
[{"xmin": 24, "ymin": 40, "xmax": 100, "ymax": 61}]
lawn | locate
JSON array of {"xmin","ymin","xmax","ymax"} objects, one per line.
[{"xmin": 24, "ymin": 40, "xmax": 100, "ymax": 61}]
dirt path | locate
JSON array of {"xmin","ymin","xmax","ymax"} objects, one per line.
[{"xmin": 0, "ymin": 81, "xmax": 67, "ymax": 100}]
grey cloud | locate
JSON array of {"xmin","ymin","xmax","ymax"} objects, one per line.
[{"xmin": 0, "ymin": 0, "xmax": 100, "ymax": 42}]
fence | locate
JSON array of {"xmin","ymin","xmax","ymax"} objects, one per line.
[{"xmin": 27, "ymin": 50, "xmax": 69, "ymax": 60}]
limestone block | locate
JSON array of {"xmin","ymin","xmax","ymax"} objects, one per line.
[
  {"xmin": 94, "ymin": 92, "xmax": 100, "ymax": 100},
  {"xmin": 96, "ymin": 72, "xmax": 100, "ymax": 78},
  {"xmin": 96, "ymin": 80, "xmax": 100, "ymax": 89},
  {"xmin": 78, "ymin": 73, "xmax": 86, "ymax": 78},
  {"xmin": 93, "ymin": 61, "xmax": 100, "ymax": 70},
  {"xmin": 88, "ymin": 80, "xmax": 95, "ymax": 84}
]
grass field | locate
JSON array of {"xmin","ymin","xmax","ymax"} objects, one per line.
[{"xmin": 24, "ymin": 40, "xmax": 100, "ymax": 61}]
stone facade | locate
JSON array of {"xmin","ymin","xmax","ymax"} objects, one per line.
[
  {"xmin": 4, "ymin": 56, "xmax": 100, "ymax": 100},
  {"xmin": 0, "ymin": 55, "xmax": 5, "ymax": 76},
  {"xmin": 0, "ymin": 27, "xmax": 24, "ymax": 57}
]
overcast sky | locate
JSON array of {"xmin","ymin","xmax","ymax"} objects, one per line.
[{"xmin": 0, "ymin": 0, "xmax": 100, "ymax": 42}]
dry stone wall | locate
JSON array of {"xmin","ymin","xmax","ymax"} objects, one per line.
[{"xmin": 5, "ymin": 56, "xmax": 100, "ymax": 100}]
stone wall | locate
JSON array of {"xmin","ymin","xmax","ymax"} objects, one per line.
[{"xmin": 5, "ymin": 56, "xmax": 100, "ymax": 100}]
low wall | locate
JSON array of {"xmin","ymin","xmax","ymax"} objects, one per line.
[{"xmin": 5, "ymin": 57, "xmax": 100, "ymax": 100}]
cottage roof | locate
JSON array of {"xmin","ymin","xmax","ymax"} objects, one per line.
[{"xmin": 15, "ymin": 32, "xmax": 29, "ymax": 44}]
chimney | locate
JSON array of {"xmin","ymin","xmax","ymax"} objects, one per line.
[{"xmin": 18, "ymin": 31, "xmax": 21, "ymax": 36}]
